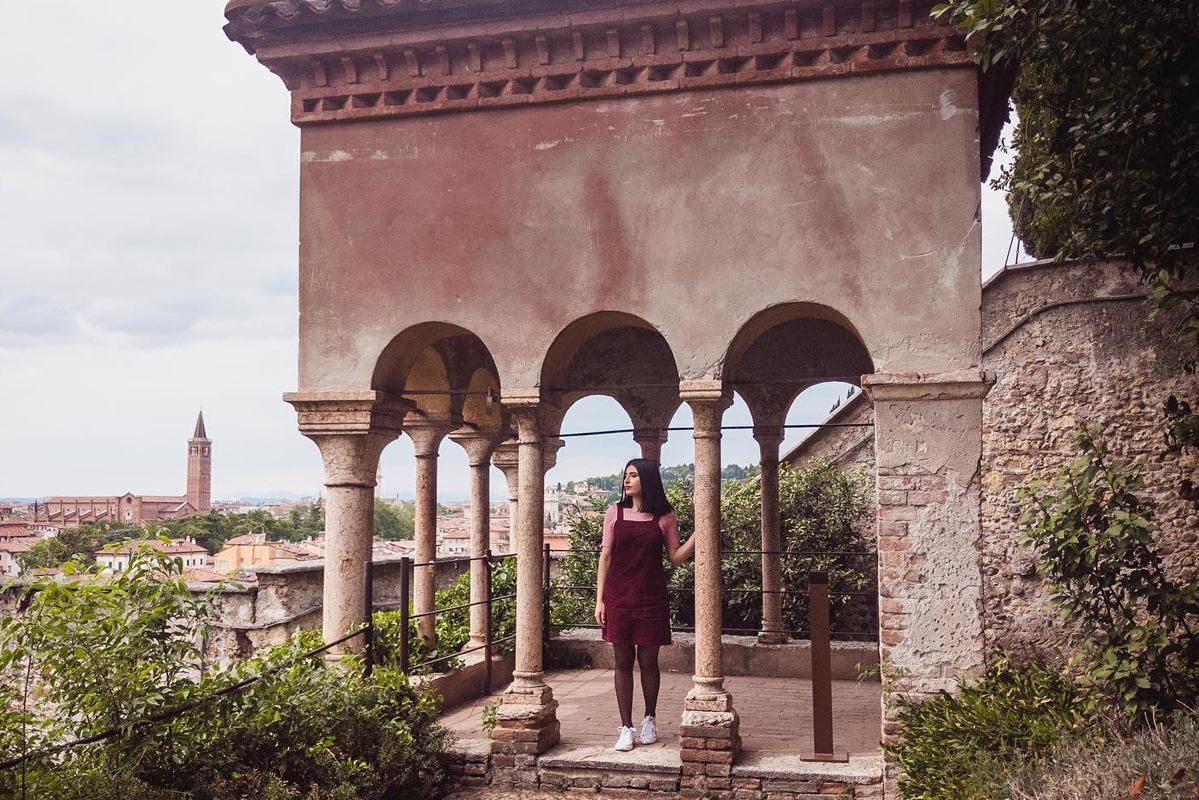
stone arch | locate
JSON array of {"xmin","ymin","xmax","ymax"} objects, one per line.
[
  {"xmin": 539, "ymin": 311, "xmax": 682, "ymax": 441},
  {"xmin": 372, "ymin": 321, "xmax": 502, "ymax": 421},
  {"xmin": 723, "ymin": 303, "xmax": 874, "ymax": 430}
]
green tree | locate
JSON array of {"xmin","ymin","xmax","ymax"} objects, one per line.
[{"xmin": 374, "ymin": 499, "xmax": 414, "ymax": 541}]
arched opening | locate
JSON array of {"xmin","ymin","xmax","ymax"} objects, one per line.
[
  {"xmin": 371, "ymin": 322, "xmax": 508, "ymax": 648},
  {"xmin": 719, "ymin": 304, "xmax": 881, "ymax": 757}
]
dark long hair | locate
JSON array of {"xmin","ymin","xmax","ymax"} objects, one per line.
[{"xmin": 618, "ymin": 458, "xmax": 674, "ymax": 517}]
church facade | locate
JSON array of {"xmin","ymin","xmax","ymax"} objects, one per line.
[{"xmin": 35, "ymin": 412, "xmax": 212, "ymax": 527}]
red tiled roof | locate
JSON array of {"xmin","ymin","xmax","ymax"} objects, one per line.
[{"xmin": 101, "ymin": 538, "xmax": 209, "ymax": 556}]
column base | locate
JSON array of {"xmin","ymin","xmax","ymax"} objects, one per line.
[
  {"xmin": 679, "ymin": 681, "xmax": 741, "ymax": 797},
  {"xmin": 489, "ymin": 680, "xmax": 560, "ymax": 786},
  {"xmin": 680, "ymin": 707, "xmax": 741, "ymax": 798},
  {"xmin": 756, "ymin": 630, "xmax": 789, "ymax": 645}
]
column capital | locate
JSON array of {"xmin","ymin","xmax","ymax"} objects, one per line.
[
  {"xmin": 405, "ymin": 412, "xmax": 462, "ymax": 457},
  {"xmin": 449, "ymin": 427, "xmax": 507, "ymax": 467},
  {"xmin": 861, "ymin": 369, "xmax": 995, "ymax": 402},
  {"xmin": 285, "ymin": 391, "xmax": 413, "ymax": 487},
  {"xmin": 284, "ymin": 390, "xmax": 413, "ymax": 438},
  {"xmin": 543, "ymin": 437, "xmax": 566, "ymax": 473},
  {"xmin": 491, "ymin": 439, "xmax": 520, "ymax": 471},
  {"xmin": 678, "ymin": 379, "xmax": 733, "ymax": 405},
  {"xmin": 752, "ymin": 425, "xmax": 785, "ymax": 449}
]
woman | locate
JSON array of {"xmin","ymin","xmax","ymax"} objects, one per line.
[{"xmin": 594, "ymin": 458, "xmax": 696, "ymax": 751}]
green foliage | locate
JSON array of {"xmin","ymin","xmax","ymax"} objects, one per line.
[
  {"xmin": 934, "ymin": 0, "xmax": 1199, "ymax": 498},
  {"xmin": 934, "ymin": 0, "xmax": 1199, "ymax": 276},
  {"xmin": 1018, "ymin": 426, "xmax": 1199, "ymax": 719},
  {"xmin": 373, "ymin": 499, "xmax": 414, "ymax": 541},
  {"xmin": 549, "ymin": 498, "xmax": 608, "ymax": 629},
  {"xmin": 550, "ymin": 462, "xmax": 875, "ymax": 637},
  {"xmin": 0, "ymin": 550, "xmax": 450, "ymax": 800},
  {"xmin": 886, "ymin": 656, "xmax": 1094, "ymax": 800},
  {"xmin": 372, "ymin": 556, "xmax": 517, "ymax": 672}
]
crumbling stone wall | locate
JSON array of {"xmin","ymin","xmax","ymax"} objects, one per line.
[
  {"xmin": 198, "ymin": 557, "xmax": 470, "ymax": 666},
  {"xmin": 979, "ymin": 259, "xmax": 1198, "ymax": 661},
  {"xmin": 785, "ymin": 259, "xmax": 1199, "ymax": 663}
]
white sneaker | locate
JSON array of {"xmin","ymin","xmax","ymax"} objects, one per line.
[
  {"xmin": 614, "ymin": 725, "xmax": 635, "ymax": 751},
  {"xmin": 639, "ymin": 715, "xmax": 658, "ymax": 744}
]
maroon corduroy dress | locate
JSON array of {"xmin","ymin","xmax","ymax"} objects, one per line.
[{"xmin": 602, "ymin": 504, "xmax": 672, "ymax": 646}]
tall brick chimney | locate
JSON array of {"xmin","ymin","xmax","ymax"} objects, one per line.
[{"xmin": 187, "ymin": 411, "xmax": 211, "ymax": 513}]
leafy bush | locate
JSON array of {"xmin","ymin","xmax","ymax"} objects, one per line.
[
  {"xmin": 886, "ymin": 656, "xmax": 1095, "ymax": 800},
  {"xmin": 1019, "ymin": 426, "xmax": 1199, "ymax": 719},
  {"xmin": 0, "ymin": 549, "xmax": 451, "ymax": 800},
  {"xmin": 549, "ymin": 461, "xmax": 875, "ymax": 638}
]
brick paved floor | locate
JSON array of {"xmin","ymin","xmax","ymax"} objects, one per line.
[{"xmin": 440, "ymin": 668, "xmax": 882, "ymax": 755}]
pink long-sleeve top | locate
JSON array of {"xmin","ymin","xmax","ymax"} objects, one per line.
[{"xmin": 601, "ymin": 504, "xmax": 680, "ymax": 550}]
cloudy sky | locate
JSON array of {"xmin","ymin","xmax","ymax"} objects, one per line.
[{"xmin": 0, "ymin": 2, "xmax": 1026, "ymax": 502}]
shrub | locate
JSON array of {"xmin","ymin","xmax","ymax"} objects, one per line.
[
  {"xmin": 886, "ymin": 656, "xmax": 1094, "ymax": 800},
  {"xmin": 1018, "ymin": 426, "xmax": 1199, "ymax": 719},
  {"xmin": 0, "ymin": 550, "xmax": 451, "ymax": 800}
]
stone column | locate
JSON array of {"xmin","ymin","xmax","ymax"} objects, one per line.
[
  {"xmin": 861, "ymin": 370, "xmax": 993, "ymax": 747},
  {"xmin": 491, "ymin": 440, "xmax": 520, "ymax": 552},
  {"xmin": 679, "ymin": 381, "xmax": 740, "ymax": 789},
  {"xmin": 284, "ymin": 391, "xmax": 411, "ymax": 652},
  {"xmin": 450, "ymin": 429, "xmax": 505, "ymax": 648},
  {"xmin": 406, "ymin": 417, "xmax": 458, "ymax": 645},
  {"xmin": 633, "ymin": 427, "xmax": 669, "ymax": 462},
  {"xmin": 754, "ymin": 426, "xmax": 787, "ymax": 644},
  {"xmin": 490, "ymin": 394, "xmax": 560, "ymax": 775}
]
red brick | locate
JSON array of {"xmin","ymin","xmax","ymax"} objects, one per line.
[{"xmin": 682, "ymin": 747, "xmax": 733, "ymax": 763}]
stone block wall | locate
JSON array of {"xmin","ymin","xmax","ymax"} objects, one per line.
[
  {"xmin": 784, "ymin": 258, "xmax": 1199, "ymax": 665},
  {"xmin": 979, "ymin": 259, "xmax": 1198, "ymax": 661}
]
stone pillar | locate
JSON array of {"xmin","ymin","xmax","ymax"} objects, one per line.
[
  {"xmin": 490, "ymin": 395, "xmax": 559, "ymax": 776},
  {"xmin": 679, "ymin": 381, "xmax": 740, "ymax": 791},
  {"xmin": 284, "ymin": 391, "xmax": 411, "ymax": 652},
  {"xmin": 633, "ymin": 427, "xmax": 669, "ymax": 462},
  {"xmin": 450, "ymin": 429, "xmax": 505, "ymax": 648},
  {"xmin": 406, "ymin": 418, "xmax": 458, "ymax": 645},
  {"xmin": 491, "ymin": 440, "xmax": 520, "ymax": 552},
  {"xmin": 754, "ymin": 426, "xmax": 787, "ymax": 644},
  {"xmin": 861, "ymin": 370, "xmax": 993, "ymax": 747}
]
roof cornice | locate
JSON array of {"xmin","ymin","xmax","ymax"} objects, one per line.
[{"xmin": 225, "ymin": 0, "xmax": 979, "ymax": 129}]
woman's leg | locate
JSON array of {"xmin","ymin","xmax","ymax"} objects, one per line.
[
  {"xmin": 613, "ymin": 643, "xmax": 636, "ymax": 728},
  {"xmin": 636, "ymin": 644, "xmax": 661, "ymax": 718}
]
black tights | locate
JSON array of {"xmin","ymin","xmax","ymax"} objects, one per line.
[{"xmin": 613, "ymin": 644, "xmax": 661, "ymax": 728}]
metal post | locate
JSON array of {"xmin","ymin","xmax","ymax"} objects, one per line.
[
  {"xmin": 543, "ymin": 542, "xmax": 552, "ymax": 644},
  {"xmin": 363, "ymin": 559, "xmax": 374, "ymax": 678},
  {"xmin": 483, "ymin": 550, "xmax": 493, "ymax": 695},
  {"xmin": 399, "ymin": 556, "xmax": 411, "ymax": 674},
  {"xmin": 803, "ymin": 571, "xmax": 847, "ymax": 762}
]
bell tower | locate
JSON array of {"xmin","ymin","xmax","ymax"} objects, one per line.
[{"xmin": 187, "ymin": 411, "xmax": 212, "ymax": 513}]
